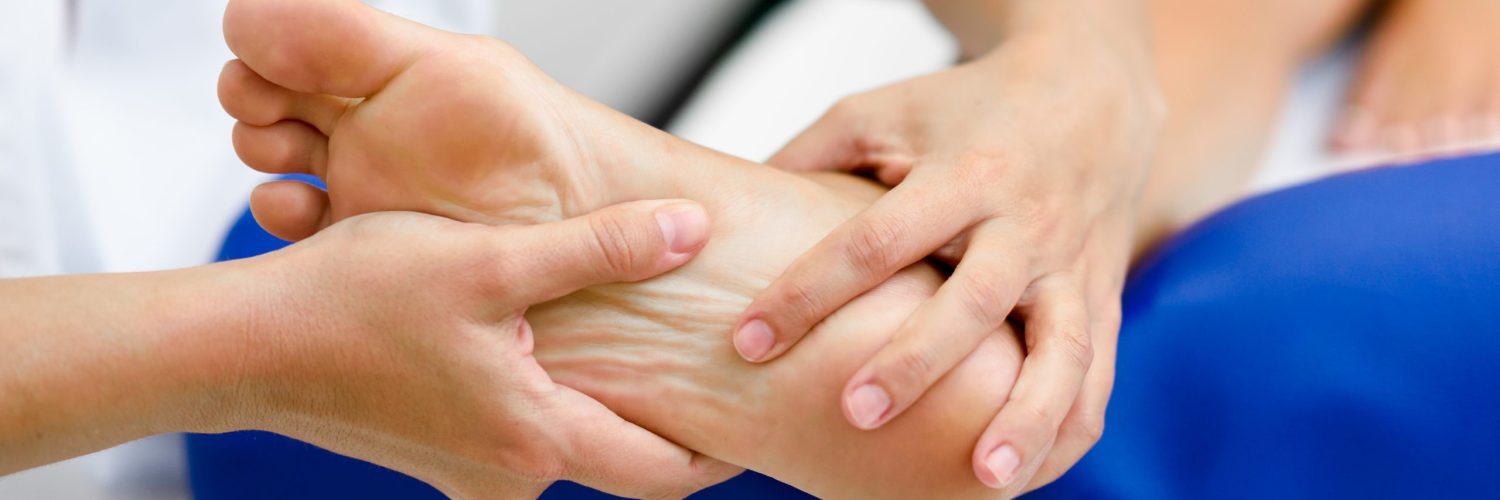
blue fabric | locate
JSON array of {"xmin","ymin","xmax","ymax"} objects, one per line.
[
  {"xmin": 191, "ymin": 155, "xmax": 1500, "ymax": 499},
  {"xmin": 1033, "ymin": 153, "xmax": 1500, "ymax": 499}
]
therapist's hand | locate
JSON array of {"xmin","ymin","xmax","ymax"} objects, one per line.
[
  {"xmin": 735, "ymin": 13, "xmax": 1163, "ymax": 496},
  {"xmin": 238, "ymin": 201, "xmax": 736, "ymax": 499}
]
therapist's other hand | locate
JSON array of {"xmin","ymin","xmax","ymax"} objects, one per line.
[
  {"xmin": 241, "ymin": 200, "xmax": 735, "ymax": 499},
  {"xmin": 736, "ymin": 25, "xmax": 1163, "ymax": 495}
]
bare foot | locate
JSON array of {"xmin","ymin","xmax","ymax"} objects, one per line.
[
  {"xmin": 1331, "ymin": 0, "xmax": 1500, "ymax": 164},
  {"xmin": 218, "ymin": 0, "xmax": 646, "ymax": 235},
  {"xmin": 220, "ymin": 0, "xmax": 1024, "ymax": 497}
]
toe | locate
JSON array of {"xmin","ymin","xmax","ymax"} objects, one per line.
[
  {"xmin": 1380, "ymin": 123, "xmax": 1425, "ymax": 163},
  {"xmin": 250, "ymin": 180, "xmax": 331, "ymax": 242},
  {"xmin": 1482, "ymin": 112, "xmax": 1500, "ymax": 147},
  {"xmin": 232, "ymin": 121, "xmax": 329, "ymax": 176},
  {"xmin": 224, "ymin": 0, "xmax": 429, "ymax": 98},
  {"xmin": 1420, "ymin": 116, "xmax": 1462, "ymax": 155},
  {"xmin": 219, "ymin": 59, "xmax": 352, "ymax": 134},
  {"xmin": 1330, "ymin": 105, "xmax": 1378, "ymax": 153}
]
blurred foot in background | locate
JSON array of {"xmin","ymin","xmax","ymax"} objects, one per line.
[
  {"xmin": 1331, "ymin": 0, "xmax": 1500, "ymax": 164},
  {"xmin": 1134, "ymin": 0, "xmax": 1368, "ymax": 250}
]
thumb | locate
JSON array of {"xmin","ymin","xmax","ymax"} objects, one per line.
[
  {"xmin": 552, "ymin": 386, "xmax": 741, "ymax": 499},
  {"xmin": 501, "ymin": 199, "xmax": 711, "ymax": 305},
  {"xmin": 767, "ymin": 103, "xmax": 864, "ymax": 171}
]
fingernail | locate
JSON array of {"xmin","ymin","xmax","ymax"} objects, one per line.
[
  {"xmin": 733, "ymin": 319, "xmax": 775, "ymax": 361},
  {"xmin": 980, "ymin": 444, "xmax": 1021, "ymax": 489},
  {"xmin": 654, "ymin": 203, "xmax": 709, "ymax": 254},
  {"xmin": 846, "ymin": 384, "xmax": 891, "ymax": 429}
]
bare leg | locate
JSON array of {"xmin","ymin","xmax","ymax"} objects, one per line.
[{"xmin": 1137, "ymin": 0, "xmax": 1372, "ymax": 251}]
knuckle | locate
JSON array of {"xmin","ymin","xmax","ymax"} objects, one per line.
[
  {"xmin": 1015, "ymin": 403, "xmax": 1061, "ymax": 437},
  {"xmin": 955, "ymin": 275, "xmax": 1015, "ymax": 325},
  {"xmin": 953, "ymin": 152, "xmax": 1010, "ymax": 188},
  {"xmin": 1072, "ymin": 413, "xmax": 1106, "ymax": 445},
  {"xmin": 1009, "ymin": 195, "xmax": 1051, "ymax": 231},
  {"xmin": 588, "ymin": 212, "xmax": 644, "ymax": 277},
  {"xmin": 844, "ymin": 217, "xmax": 908, "ymax": 278},
  {"xmin": 882, "ymin": 340, "xmax": 942, "ymax": 391},
  {"xmin": 772, "ymin": 280, "xmax": 826, "ymax": 329},
  {"xmin": 1049, "ymin": 326, "xmax": 1095, "ymax": 371}
]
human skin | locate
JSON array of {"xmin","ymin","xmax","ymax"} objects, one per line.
[
  {"xmin": 738, "ymin": 1, "xmax": 1161, "ymax": 489},
  {"xmin": 218, "ymin": 0, "xmax": 1029, "ymax": 497},
  {"xmin": 216, "ymin": 0, "xmax": 1377, "ymax": 496},
  {"xmin": 530, "ymin": 171, "xmax": 1026, "ymax": 498},
  {"xmin": 1135, "ymin": 0, "xmax": 1372, "ymax": 250},
  {"xmin": 0, "ymin": 204, "xmax": 743, "ymax": 499},
  {"xmin": 1331, "ymin": 0, "xmax": 1500, "ymax": 162}
]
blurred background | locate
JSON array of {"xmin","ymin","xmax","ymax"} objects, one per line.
[{"xmin": 0, "ymin": 0, "xmax": 1356, "ymax": 497}]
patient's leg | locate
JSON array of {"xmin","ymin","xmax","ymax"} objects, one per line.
[
  {"xmin": 1136, "ymin": 0, "xmax": 1370, "ymax": 250},
  {"xmin": 219, "ymin": 0, "xmax": 1021, "ymax": 497}
]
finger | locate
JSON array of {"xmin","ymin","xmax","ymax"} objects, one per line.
[
  {"xmin": 499, "ymin": 200, "xmax": 711, "ymax": 305},
  {"xmin": 841, "ymin": 231, "xmax": 1028, "ymax": 430},
  {"xmin": 249, "ymin": 180, "xmax": 331, "ymax": 241},
  {"xmin": 232, "ymin": 121, "xmax": 329, "ymax": 176},
  {"xmin": 1023, "ymin": 300, "xmax": 1120, "ymax": 493},
  {"xmin": 736, "ymin": 179, "xmax": 973, "ymax": 362},
  {"xmin": 971, "ymin": 275, "xmax": 1092, "ymax": 493},
  {"xmin": 553, "ymin": 386, "xmax": 741, "ymax": 499},
  {"xmin": 766, "ymin": 100, "xmax": 864, "ymax": 171}
]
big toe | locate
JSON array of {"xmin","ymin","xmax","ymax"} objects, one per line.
[{"xmin": 223, "ymin": 0, "xmax": 428, "ymax": 98}]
